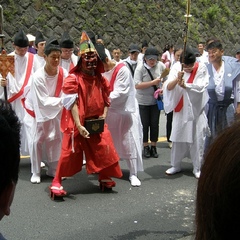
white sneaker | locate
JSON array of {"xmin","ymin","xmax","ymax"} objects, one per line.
[
  {"xmin": 168, "ymin": 142, "xmax": 172, "ymax": 149},
  {"xmin": 193, "ymin": 171, "xmax": 201, "ymax": 179},
  {"xmin": 129, "ymin": 175, "xmax": 141, "ymax": 187},
  {"xmin": 165, "ymin": 167, "xmax": 181, "ymax": 175},
  {"xmin": 30, "ymin": 173, "xmax": 41, "ymax": 184},
  {"xmin": 83, "ymin": 159, "xmax": 86, "ymax": 165}
]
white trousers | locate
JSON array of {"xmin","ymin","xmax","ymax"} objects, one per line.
[{"xmin": 171, "ymin": 141, "xmax": 203, "ymax": 173}]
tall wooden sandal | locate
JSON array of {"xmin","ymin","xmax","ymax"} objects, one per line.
[
  {"xmin": 99, "ymin": 179, "xmax": 116, "ymax": 192},
  {"xmin": 49, "ymin": 185, "xmax": 67, "ymax": 200}
]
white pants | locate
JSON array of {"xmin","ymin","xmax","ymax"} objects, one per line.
[{"xmin": 171, "ymin": 141, "xmax": 203, "ymax": 173}]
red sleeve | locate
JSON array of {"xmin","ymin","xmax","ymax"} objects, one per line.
[{"xmin": 62, "ymin": 74, "xmax": 78, "ymax": 94}]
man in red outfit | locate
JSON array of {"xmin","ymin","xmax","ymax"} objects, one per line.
[{"xmin": 50, "ymin": 31, "xmax": 122, "ymax": 199}]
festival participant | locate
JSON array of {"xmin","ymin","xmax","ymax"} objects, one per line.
[
  {"xmin": 33, "ymin": 30, "xmax": 46, "ymax": 72},
  {"xmin": 196, "ymin": 121, "xmax": 240, "ymax": 239},
  {"xmin": 161, "ymin": 44, "xmax": 174, "ymax": 68},
  {"xmin": 59, "ymin": 31, "xmax": 78, "ymax": 72},
  {"xmin": 165, "ymin": 46, "xmax": 183, "ymax": 149},
  {"xmin": 96, "ymin": 43, "xmax": 143, "ymax": 187},
  {"xmin": 163, "ymin": 47, "xmax": 209, "ymax": 179},
  {"xmin": 0, "ymin": 100, "xmax": 21, "ymax": 234},
  {"xmin": 49, "ymin": 31, "xmax": 122, "ymax": 198},
  {"xmin": 27, "ymin": 33, "xmax": 37, "ymax": 54},
  {"xmin": 124, "ymin": 43, "xmax": 141, "ymax": 77},
  {"xmin": 205, "ymin": 41, "xmax": 240, "ymax": 149},
  {"xmin": 0, "ymin": 29, "xmax": 35, "ymax": 156},
  {"xmin": 24, "ymin": 37, "xmax": 68, "ymax": 184},
  {"xmin": 134, "ymin": 46, "xmax": 166, "ymax": 158},
  {"xmin": 111, "ymin": 47, "xmax": 123, "ymax": 62}
]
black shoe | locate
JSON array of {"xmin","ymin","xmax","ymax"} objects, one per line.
[
  {"xmin": 150, "ymin": 146, "xmax": 158, "ymax": 158},
  {"xmin": 143, "ymin": 146, "xmax": 151, "ymax": 158}
]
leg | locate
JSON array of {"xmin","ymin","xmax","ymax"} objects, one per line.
[
  {"xmin": 166, "ymin": 111, "xmax": 173, "ymax": 148},
  {"xmin": 166, "ymin": 142, "xmax": 187, "ymax": 175},
  {"xmin": 30, "ymin": 123, "xmax": 44, "ymax": 183},
  {"xmin": 126, "ymin": 158, "xmax": 141, "ymax": 187},
  {"xmin": 50, "ymin": 133, "xmax": 83, "ymax": 199},
  {"xmin": 139, "ymin": 105, "xmax": 151, "ymax": 158},
  {"xmin": 149, "ymin": 104, "xmax": 160, "ymax": 158},
  {"xmin": 98, "ymin": 162, "xmax": 122, "ymax": 191},
  {"xmin": 45, "ymin": 138, "xmax": 62, "ymax": 177}
]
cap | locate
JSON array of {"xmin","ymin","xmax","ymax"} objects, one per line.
[
  {"xmin": 26, "ymin": 34, "xmax": 36, "ymax": 42},
  {"xmin": 79, "ymin": 31, "xmax": 96, "ymax": 56},
  {"xmin": 44, "ymin": 37, "xmax": 61, "ymax": 54},
  {"xmin": 180, "ymin": 46, "xmax": 196, "ymax": 65},
  {"xmin": 144, "ymin": 46, "xmax": 159, "ymax": 60},
  {"xmin": 128, "ymin": 44, "xmax": 141, "ymax": 53},
  {"xmin": 60, "ymin": 32, "xmax": 74, "ymax": 49},
  {"xmin": 35, "ymin": 30, "xmax": 45, "ymax": 46},
  {"xmin": 14, "ymin": 29, "xmax": 29, "ymax": 47},
  {"xmin": 236, "ymin": 49, "xmax": 240, "ymax": 54}
]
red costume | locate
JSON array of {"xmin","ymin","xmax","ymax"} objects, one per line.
[
  {"xmin": 55, "ymin": 71, "xmax": 122, "ymax": 179},
  {"xmin": 50, "ymin": 31, "xmax": 122, "ymax": 199}
]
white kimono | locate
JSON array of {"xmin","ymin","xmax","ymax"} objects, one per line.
[
  {"xmin": 163, "ymin": 61, "xmax": 210, "ymax": 172},
  {"xmin": 0, "ymin": 52, "xmax": 35, "ymax": 155},
  {"xmin": 103, "ymin": 63, "xmax": 143, "ymax": 173},
  {"xmin": 23, "ymin": 66, "xmax": 68, "ymax": 174},
  {"xmin": 33, "ymin": 54, "xmax": 45, "ymax": 72},
  {"xmin": 60, "ymin": 54, "xmax": 78, "ymax": 72}
]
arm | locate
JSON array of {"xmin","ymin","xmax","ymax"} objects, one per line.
[{"xmin": 71, "ymin": 102, "xmax": 90, "ymax": 138}]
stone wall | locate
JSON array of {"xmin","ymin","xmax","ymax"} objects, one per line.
[{"xmin": 1, "ymin": 0, "xmax": 240, "ymax": 57}]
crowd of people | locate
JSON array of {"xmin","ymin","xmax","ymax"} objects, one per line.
[
  {"xmin": 0, "ymin": 29, "xmax": 240, "ymax": 192},
  {"xmin": 1, "ymin": 28, "xmax": 240, "ymax": 239}
]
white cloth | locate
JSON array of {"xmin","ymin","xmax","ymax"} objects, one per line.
[
  {"xmin": 33, "ymin": 54, "xmax": 45, "ymax": 72},
  {"xmin": 0, "ymin": 52, "xmax": 35, "ymax": 155},
  {"xmin": 23, "ymin": 66, "xmax": 68, "ymax": 174},
  {"xmin": 60, "ymin": 54, "xmax": 78, "ymax": 72},
  {"xmin": 163, "ymin": 61, "xmax": 210, "ymax": 172},
  {"xmin": 102, "ymin": 63, "xmax": 143, "ymax": 172}
]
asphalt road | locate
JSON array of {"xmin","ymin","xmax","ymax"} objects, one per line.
[{"xmin": 1, "ymin": 112, "xmax": 197, "ymax": 240}]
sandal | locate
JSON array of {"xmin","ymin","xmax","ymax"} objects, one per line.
[
  {"xmin": 99, "ymin": 179, "xmax": 116, "ymax": 192},
  {"xmin": 49, "ymin": 184, "xmax": 67, "ymax": 200}
]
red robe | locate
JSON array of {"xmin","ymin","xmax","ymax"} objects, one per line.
[{"xmin": 55, "ymin": 71, "xmax": 122, "ymax": 180}]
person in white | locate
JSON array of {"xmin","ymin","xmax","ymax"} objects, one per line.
[
  {"xmin": 24, "ymin": 37, "xmax": 68, "ymax": 183},
  {"xmin": 33, "ymin": 30, "xmax": 46, "ymax": 72},
  {"xmin": 0, "ymin": 29, "xmax": 35, "ymax": 156},
  {"xmin": 163, "ymin": 47, "xmax": 210, "ymax": 179},
  {"xmin": 59, "ymin": 31, "xmax": 78, "ymax": 73},
  {"xmin": 96, "ymin": 43, "xmax": 143, "ymax": 186}
]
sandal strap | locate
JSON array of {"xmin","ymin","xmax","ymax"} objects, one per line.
[{"xmin": 50, "ymin": 186, "xmax": 63, "ymax": 191}]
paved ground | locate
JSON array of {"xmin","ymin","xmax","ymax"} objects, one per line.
[{"xmin": 1, "ymin": 112, "xmax": 197, "ymax": 240}]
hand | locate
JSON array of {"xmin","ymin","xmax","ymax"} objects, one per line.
[
  {"xmin": 0, "ymin": 78, "xmax": 7, "ymax": 87},
  {"xmin": 152, "ymin": 77, "xmax": 161, "ymax": 86},
  {"xmin": 177, "ymin": 71, "xmax": 186, "ymax": 88},
  {"xmin": 78, "ymin": 126, "xmax": 90, "ymax": 138}
]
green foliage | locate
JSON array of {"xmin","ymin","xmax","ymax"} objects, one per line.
[
  {"xmin": 4, "ymin": 0, "xmax": 17, "ymax": 22},
  {"xmin": 203, "ymin": 4, "xmax": 221, "ymax": 21}
]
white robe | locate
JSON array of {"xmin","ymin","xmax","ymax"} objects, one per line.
[
  {"xmin": 103, "ymin": 63, "xmax": 143, "ymax": 172},
  {"xmin": 23, "ymin": 66, "xmax": 68, "ymax": 174},
  {"xmin": 163, "ymin": 61, "xmax": 210, "ymax": 171},
  {"xmin": 33, "ymin": 54, "xmax": 45, "ymax": 72},
  {"xmin": 60, "ymin": 54, "xmax": 78, "ymax": 72},
  {"xmin": 0, "ymin": 52, "xmax": 35, "ymax": 155}
]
